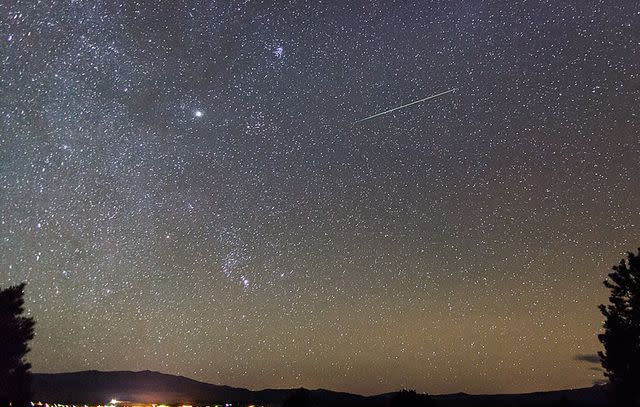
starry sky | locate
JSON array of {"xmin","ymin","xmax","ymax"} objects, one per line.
[{"xmin": 1, "ymin": 0, "xmax": 639, "ymax": 396}]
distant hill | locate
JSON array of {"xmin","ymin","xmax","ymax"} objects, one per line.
[
  {"xmin": 31, "ymin": 370, "xmax": 609, "ymax": 407},
  {"xmin": 31, "ymin": 370, "xmax": 364, "ymax": 406}
]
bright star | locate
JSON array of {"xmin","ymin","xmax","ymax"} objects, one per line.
[{"xmin": 194, "ymin": 110, "xmax": 203, "ymax": 118}]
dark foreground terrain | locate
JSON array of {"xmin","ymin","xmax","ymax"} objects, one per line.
[{"xmin": 32, "ymin": 370, "xmax": 609, "ymax": 407}]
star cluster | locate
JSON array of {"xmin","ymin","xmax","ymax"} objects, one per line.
[{"xmin": 1, "ymin": 0, "xmax": 639, "ymax": 396}]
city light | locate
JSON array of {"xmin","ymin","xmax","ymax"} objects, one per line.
[{"xmin": 31, "ymin": 401, "xmax": 253, "ymax": 407}]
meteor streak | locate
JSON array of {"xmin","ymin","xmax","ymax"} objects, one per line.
[{"xmin": 353, "ymin": 88, "xmax": 456, "ymax": 124}]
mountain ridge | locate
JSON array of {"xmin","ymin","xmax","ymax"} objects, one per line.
[{"xmin": 31, "ymin": 370, "xmax": 608, "ymax": 406}]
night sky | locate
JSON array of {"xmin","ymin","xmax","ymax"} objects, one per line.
[{"xmin": 1, "ymin": 0, "xmax": 639, "ymax": 396}]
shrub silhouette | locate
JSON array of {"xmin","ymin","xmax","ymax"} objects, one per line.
[
  {"xmin": 0, "ymin": 283, "xmax": 36, "ymax": 407},
  {"xmin": 388, "ymin": 389, "xmax": 434, "ymax": 407},
  {"xmin": 598, "ymin": 248, "xmax": 640, "ymax": 405}
]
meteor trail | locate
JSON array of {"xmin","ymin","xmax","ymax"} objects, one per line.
[{"xmin": 353, "ymin": 88, "xmax": 456, "ymax": 124}]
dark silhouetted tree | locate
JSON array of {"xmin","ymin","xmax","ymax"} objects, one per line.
[
  {"xmin": 282, "ymin": 388, "xmax": 310, "ymax": 407},
  {"xmin": 0, "ymin": 283, "xmax": 36, "ymax": 407},
  {"xmin": 388, "ymin": 389, "xmax": 435, "ymax": 407},
  {"xmin": 598, "ymin": 248, "xmax": 640, "ymax": 405}
]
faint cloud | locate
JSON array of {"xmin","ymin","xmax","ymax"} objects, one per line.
[{"xmin": 574, "ymin": 353, "xmax": 600, "ymax": 364}]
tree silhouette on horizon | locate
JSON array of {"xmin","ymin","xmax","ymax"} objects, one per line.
[
  {"xmin": 598, "ymin": 248, "xmax": 640, "ymax": 405},
  {"xmin": 388, "ymin": 389, "xmax": 435, "ymax": 407},
  {"xmin": 0, "ymin": 283, "xmax": 36, "ymax": 407}
]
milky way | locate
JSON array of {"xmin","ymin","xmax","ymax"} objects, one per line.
[{"xmin": 1, "ymin": 0, "xmax": 639, "ymax": 396}]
